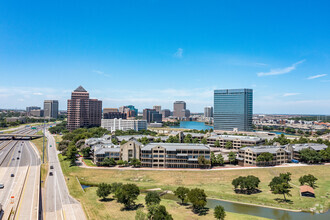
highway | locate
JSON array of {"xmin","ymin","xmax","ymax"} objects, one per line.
[
  {"xmin": 44, "ymin": 130, "xmax": 86, "ymax": 220},
  {"xmin": 0, "ymin": 128, "xmax": 41, "ymax": 220}
]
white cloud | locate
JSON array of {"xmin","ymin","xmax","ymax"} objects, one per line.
[
  {"xmin": 257, "ymin": 60, "xmax": 305, "ymax": 77},
  {"xmin": 307, "ymin": 74, "xmax": 327, "ymax": 80},
  {"xmin": 174, "ymin": 48, "xmax": 183, "ymax": 58},
  {"xmin": 255, "ymin": 63, "xmax": 267, "ymax": 66},
  {"xmin": 33, "ymin": 92, "xmax": 43, "ymax": 96},
  {"xmin": 92, "ymin": 70, "xmax": 110, "ymax": 77},
  {"xmin": 283, "ymin": 93, "xmax": 301, "ymax": 97}
]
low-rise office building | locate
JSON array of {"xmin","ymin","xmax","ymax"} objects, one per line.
[
  {"xmin": 286, "ymin": 143, "xmax": 328, "ymax": 160},
  {"xmin": 101, "ymin": 118, "xmax": 147, "ymax": 132},
  {"xmin": 92, "ymin": 144, "xmax": 120, "ymax": 165},
  {"xmin": 207, "ymin": 134, "xmax": 263, "ymax": 149},
  {"xmin": 237, "ymin": 146, "xmax": 291, "ymax": 166},
  {"xmin": 141, "ymin": 143, "xmax": 210, "ymax": 168}
]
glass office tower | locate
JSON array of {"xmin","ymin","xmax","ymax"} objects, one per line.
[{"xmin": 214, "ymin": 89, "xmax": 253, "ymax": 131}]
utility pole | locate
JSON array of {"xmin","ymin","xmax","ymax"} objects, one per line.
[{"xmin": 42, "ymin": 117, "xmax": 45, "ymax": 164}]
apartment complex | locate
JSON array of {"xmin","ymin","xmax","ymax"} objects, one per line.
[
  {"xmin": 173, "ymin": 101, "xmax": 190, "ymax": 119},
  {"xmin": 101, "ymin": 118, "xmax": 147, "ymax": 132},
  {"xmin": 214, "ymin": 89, "xmax": 253, "ymax": 131},
  {"xmin": 238, "ymin": 146, "xmax": 291, "ymax": 166},
  {"xmin": 67, "ymin": 86, "xmax": 102, "ymax": 131},
  {"xmin": 44, "ymin": 100, "xmax": 59, "ymax": 119},
  {"xmin": 207, "ymin": 134, "xmax": 263, "ymax": 149},
  {"xmin": 204, "ymin": 106, "xmax": 213, "ymax": 117}
]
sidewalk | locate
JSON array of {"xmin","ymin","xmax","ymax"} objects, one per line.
[{"xmin": 77, "ymin": 157, "xmax": 328, "ymax": 172}]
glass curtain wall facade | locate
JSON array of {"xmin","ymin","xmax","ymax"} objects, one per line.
[{"xmin": 214, "ymin": 89, "xmax": 253, "ymax": 131}]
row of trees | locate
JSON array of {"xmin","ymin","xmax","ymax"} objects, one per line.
[
  {"xmin": 232, "ymin": 173, "xmax": 318, "ymax": 202},
  {"xmin": 97, "ymin": 183, "xmax": 226, "ymax": 220},
  {"xmin": 100, "ymin": 158, "xmax": 142, "ymax": 167}
]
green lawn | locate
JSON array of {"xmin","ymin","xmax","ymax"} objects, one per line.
[
  {"xmin": 57, "ymin": 154, "xmax": 330, "ymax": 219},
  {"xmin": 83, "ymin": 159, "xmax": 97, "ymax": 167},
  {"xmin": 31, "ymin": 133, "xmax": 48, "ymax": 187},
  {"xmin": 58, "ymin": 154, "xmax": 268, "ymax": 220}
]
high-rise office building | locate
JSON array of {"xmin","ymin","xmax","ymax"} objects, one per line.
[
  {"xmin": 204, "ymin": 106, "xmax": 213, "ymax": 118},
  {"xmin": 153, "ymin": 105, "xmax": 161, "ymax": 113},
  {"xmin": 161, "ymin": 109, "xmax": 171, "ymax": 118},
  {"xmin": 214, "ymin": 89, "xmax": 253, "ymax": 131},
  {"xmin": 44, "ymin": 100, "xmax": 59, "ymax": 119},
  {"xmin": 119, "ymin": 105, "xmax": 138, "ymax": 118},
  {"xmin": 173, "ymin": 101, "xmax": 190, "ymax": 118},
  {"xmin": 67, "ymin": 86, "xmax": 102, "ymax": 131},
  {"xmin": 143, "ymin": 109, "xmax": 162, "ymax": 123}
]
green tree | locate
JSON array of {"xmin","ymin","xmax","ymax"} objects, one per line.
[
  {"xmin": 183, "ymin": 134, "xmax": 193, "ymax": 143},
  {"xmin": 269, "ymin": 173, "xmax": 292, "ymax": 201},
  {"xmin": 228, "ymin": 151, "xmax": 236, "ymax": 164},
  {"xmin": 225, "ymin": 141, "xmax": 233, "ymax": 149},
  {"xmin": 214, "ymin": 205, "xmax": 226, "ymax": 220},
  {"xmin": 112, "ymin": 138, "xmax": 119, "ymax": 145},
  {"xmin": 115, "ymin": 184, "xmax": 140, "ymax": 209},
  {"xmin": 214, "ymin": 140, "xmax": 220, "ymax": 147},
  {"xmin": 299, "ymin": 174, "xmax": 318, "ymax": 188},
  {"xmin": 96, "ymin": 183, "xmax": 111, "ymax": 200},
  {"xmin": 187, "ymin": 188, "xmax": 207, "ymax": 213},
  {"xmin": 174, "ymin": 187, "xmax": 190, "ymax": 204},
  {"xmin": 299, "ymin": 148, "xmax": 322, "ymax": 164},
  {"xmin": 319, "ymin": 147, "xmax": 330, "ymax": 161},
  {"xmin": 256, "ymin": 152, "xmax": 274, "ymax": 165},
  {"xmin": 111, "ymin": 182, "xmax": 123, "ymax": 196},
  {"xmin": 201, "ymin": 138, "xmax": 207, "ymax": 145},
  {"xmin": 232, "ymin": 175, "xmax": 260, "ymax": 194},
  {"xmin": 138, "ymin": 137, "xmax": 150, "ymax": 145},
  {"xmin": 117, "ymin": 160, "xmax": 124, "ymax": 166},
  {"xmin": 145, "ymin": 191, "xmax": 161, "ymax": 207},
  {"xmin": 147, "ymin": 205, "xmax": 173, "ymax": 220},
  {"xmin": 210, "ymin": 152, "xmax": 217, "ymax": 166},
  {"xmin": 135, "ymin": 209, "xmax": 147, "ymax": 220},
  {"xmin": 198, "ymin": 155, "xmax": 210, "ymax": 168},
  {"xmin": 216, "ymin": 154, "xmax": 224, "ymax": 165},
  {"xmin": 102, "ymin": 157, "xmax": 117, "ymax": 167},
  {"xmin": 120, "ymin": 140, "xmax": 128, "ymax": 145},
  {"xmin": 81, "ymin": 147, "xmax": 91, "ymax": 157},
  {"xmin": 130, "ymin": 158, "xmax": 141, "ymax": 167}
]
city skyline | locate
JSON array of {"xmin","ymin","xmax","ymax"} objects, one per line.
[{"xmin": 1, "ymin": 1, "xmax": 329, "ymax": 114}]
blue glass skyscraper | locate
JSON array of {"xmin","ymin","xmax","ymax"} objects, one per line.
[{"xmin": 214, "ymin": 89, "xmax": 253, "ymax": 131}]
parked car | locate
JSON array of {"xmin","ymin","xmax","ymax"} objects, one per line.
[
  {"xmin": 0, "ymin": 184, "xmax": 4, "ymax": 189},
  {"xmin": 49, "ymin": 172, "xmax": 53, "ymax": 176},
  {"xmin": 11, "ymin": 174, "xmax": 14, "ymax": 177},
  {"xmin": 50, "ymin": 166, "xmax": 54, "ymax": 169},
  {"xmin": 17, "ymin": 157, "xmax": 19, "ymax": 160}
]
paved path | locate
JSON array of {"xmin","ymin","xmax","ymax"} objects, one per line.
[{"xmin": 78, "ymin": 157, "xmax": 328, "ymax": 172}]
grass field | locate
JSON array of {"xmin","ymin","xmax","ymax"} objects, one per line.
[
  {"xmin": 57, "ymin": 154, "xmax": 330, "ymax": 219},
  {"xmin": 59, "ymin": 155, "xmax": 268, "ymax": 220},
  {"xmin": 31, "ymin": 133, "xmax": 48, "ymax": 188}
]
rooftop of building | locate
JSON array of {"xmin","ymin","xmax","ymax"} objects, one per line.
[
  {"xmin": 240, "ymin": 145, "xmax": 290, "ymax": 154},
  {"xmin": 74, "ymin": 85, "xmax": 87, "ymax": 92},
  {"xmin": 142, "ymin": 143, "xmax": 210, "ymax": 151},
  {"xmin": 208, "ymin": 133, "xmax": 261, "ymax": 141},
  {"xmin": 291, "ymin": 143, "xmax": 327, "ymax": 152}
]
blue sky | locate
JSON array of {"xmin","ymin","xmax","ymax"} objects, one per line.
[{"xmin": 0, "ymin": 0, "xmax": 329, "ymax": 114}]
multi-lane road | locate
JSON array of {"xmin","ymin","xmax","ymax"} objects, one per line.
[
  {"xmin": 0, "ymin": 128, "xmax": 41, "ymax": 220},
  {"xmin": 0, "ymin": 126, "xmax": 86, "ymax": 220},
  {"xmin": 44, "ymin": 130, "xmax": 86, "ymax": 220}
]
